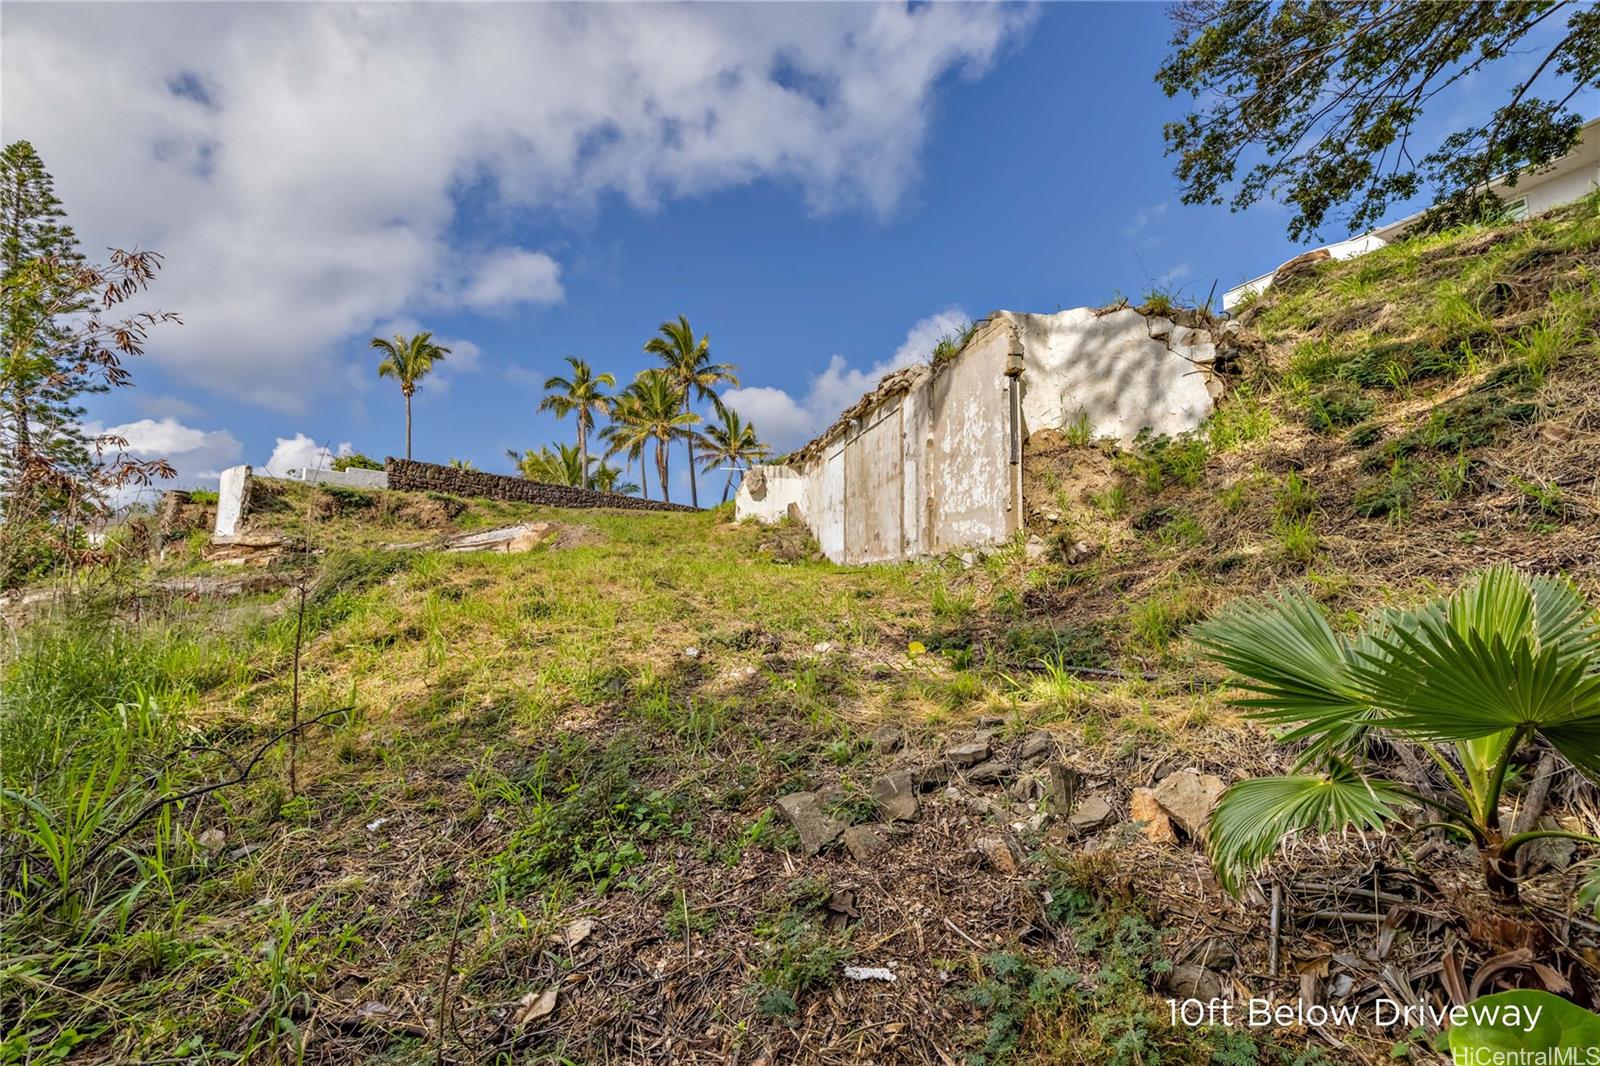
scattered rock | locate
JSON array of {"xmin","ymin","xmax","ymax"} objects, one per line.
[
  {"xmin": 959, "ymin": 552, "xmax": 976, "ymax": 569},
  {"xmin": 1009, "ymin": 774, "xmax": 1043, "ymax": 802},
  {"xmin": 1129, "ymin": 787, "xmax": 1177, "ymax": 844},
  {"xmin": 1043, "ymin": 763, "xmax": 1080, "ymax": 812},
  {"xmin": 683, "ymin": 646, "xmax": 701, "ymax": 659},
  {"xmin": 1146, "ymin": 316, "xmax": 1175, "ymax": 339},
  {"xmin": 1064, "ymin": 540, "xmax": 1097, "ymax": 565},
  {"xmin": 1153, "ymin": 769, "xmax": 1227, "ymax": 841},
  {"xmin": 915, "ymin": 762, "xmax": 952, "ymax": 791},
  {"xmin": 197, "ymin": 828, "xmax": 226, "ymax": 853},
  {"xmin": 776, "ymin": 792, "xmax": 846, "ymax": 856},
  {"xmin": 1067, "ymin": 794, "xmax": 1115, "ymax": 833},
  {"xmin": 1182, "ymin": 937, "xmax": 1238, "ymax": 972},
  {"xmin": 1161, "ymin": 963, "xmax": 1224, "ymax": 1001},
  {"xmin": 946, "ymin": 741, "xmax": 991, "ymax": 767},
  {"xmin": 871, "ymin": 770, "xmax": 920, "ymax": 822},
  {"xmin": 953, "ymin": 787, "xmax": 1006, "ymax": 819},
  {"xmin": 965, "ymin": 758, "xmax": 1014, "ymax": 785},
  {"xmin": 977, "ymin": 715, "xmax": 1006, "ymax": 729},
  {"xmin": 975, "ymin": 834, "xmax": 1024, "ymax": 874},
  {"xmin": 813, "ymin": 641, "xmax": 832, "ymax": 654},
  {"xmin": 1024, "ymin": 536, "xmax": 1048, "ymax": 562},
  {"xmin": 1018, "ymin": 731, "xmax": 1054, "ymax": 766},
  {"xmin": 843, "ymin": 824, "xmax": 892, "ymax": 861},
  {"xmin": 870, "ymin": 725, "xmax": 905, "ymax": 754}
]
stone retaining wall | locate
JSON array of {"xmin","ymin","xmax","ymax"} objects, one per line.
[{"xmin": 384, "ymin": 458, "xmax": 699, "ymax": 512}]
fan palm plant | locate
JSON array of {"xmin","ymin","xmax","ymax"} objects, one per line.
[
  {"xmin": 699, "ymin": 398, "xmax": 769, "ymax": 503},
  {"xmin": 371, "ymin": 331, "xmax": 450, "ymax": 460},
  {"xmin": 1193, "ymin": 566, "xmax": 1600, "ymax": 901},
  {"xmin": 605, "ymin": 369, "xmax": 700, "ymax": 504},
  {"xmin": 644, "ymin": 315, "xmax": 739, "ymax": 508},
  {"xmin": 538, "ymin": 356, "xmax": 614, "ymax": 485}
]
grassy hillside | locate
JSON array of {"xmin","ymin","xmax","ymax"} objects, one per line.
[{"xmin": 4, "ymin": 196, "xmax": 1600, "ymax": 1065}]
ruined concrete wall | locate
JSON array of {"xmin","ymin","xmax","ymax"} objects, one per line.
[
  {"xmin": 735, "ymin": 305, "xmax": 1220, "ymax": 564},
  {"xmin": 385, "ymin": 459, "xmax": 698, "ymax": 512},
  {"xmin": 843, "ymin": 397, "xmax": 905, "ymax": 564},
  {"xmin": 1008, "ymin": 307, "xmax": 1215, "ymax": 445},
  {"xmin": 735, "ymin": 465, "xmax": 806, "ymax": 522},
  {"xmin": 925, "ymin": 324, "xmax": 1015, "ymax": 554}
]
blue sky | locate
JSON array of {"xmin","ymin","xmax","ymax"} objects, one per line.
[{"xmin": 4, "ymin": 2, "xmax": 1588, "ymax": 504}]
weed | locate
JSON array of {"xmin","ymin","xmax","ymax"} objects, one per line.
[
  {"xmin": 1128, "ymin": 583, "xmax": 1208, "ymax": 654},
  {"xmin": 1062, "ymin": 410, "xmax": 1095, "ymax": 447}
]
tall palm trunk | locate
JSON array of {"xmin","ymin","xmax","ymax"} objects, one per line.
[
  {"xmin": 722, "ymin": 467, "xmax": 737, "ymax": 504},
  {"xmin": 685, "ymin": 434, "xmax": 699, "ymax": 508},
  {"xmin": 577, "ymin": 419, "xmax": 589, "ymax": 490},
  {"xmin": 656, "ymin": 439, "xmax": 670, "ymax": 503},
  {"xmin": 403, "ymin": 387, "xmax": 414, "ymax": 460}
]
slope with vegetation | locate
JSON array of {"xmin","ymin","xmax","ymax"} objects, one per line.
[{"xmin": 4, "ymin": 198, "xmax": 1600, "ymax": 1065}]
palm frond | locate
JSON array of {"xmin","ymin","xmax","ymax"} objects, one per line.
[
  {"xmin": 1207, "ymin": 768, "xmax": 1408, "ymax": 895},
  {"xmin": 1191, "ymin": 590, "xmax": 1371, "ymax": 739}
]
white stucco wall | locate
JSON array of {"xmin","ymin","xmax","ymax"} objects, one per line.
[
  {"xmin": 733, "ymin": 464, "xmax": 805, "ymax": 523},
  {"xmin": 734, "ymin": 306, "xmax": 1218, "ymax": 563},
  {"xmin": 1009, "ymin": 308, "xmax": 1214, "ymax": 444}
]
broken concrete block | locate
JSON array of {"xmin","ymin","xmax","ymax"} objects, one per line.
[
  {"xmin": 1153, "ymin": 769, "xmax": 1227, "ymax": 841},
  {"xmin": 776, "ymin": 792, "xmax": 846, "ymax": 856},
  {"xmin": 871, "ymin": 770, "xmax": 919, "ymax": 822}
]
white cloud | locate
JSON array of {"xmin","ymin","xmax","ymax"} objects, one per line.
[
  {"xmin": 3, "ymin": 5, "xmax": 1035, "ymax": 411},
  {"xmin": 262, "ymin": 434, "xmax": 354, "ymax": 478},
  {"xmin": 85, "ymin": 415, "xmax": 243, "ymax": 505},
  {"xmin": 722, "ymin": 307, "xmax": 968, "ymax": 451},
  {"xmin": 458, "ymin": 248, "xmax": 563, "ymax": 312},
  {"xmin": 1125, "ymin": 201, "xmax": 1168, "ymax": 238}
]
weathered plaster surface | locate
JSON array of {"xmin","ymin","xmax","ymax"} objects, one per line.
[
  {"xmin": 736, "ymin": 305, "xmax": 1220, "ymax": 564},
  {"xmin": 215, "ymin": 465, "xmax": 251, "ymax": 536},
  {"xmin": 1005, "ymin": 307, "xmax": 1214, "ymax": 444}
]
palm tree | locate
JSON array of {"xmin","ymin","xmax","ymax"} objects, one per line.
[
  {"xmin": 447, "ymin": 458, "xmax": 476, "ymax": 470},
  {"xmin": 601, "ymin": 391, "xmax": 649, "ymax": 499},
  {"xmin": 644, "ymin": 315, "xmax": 739, "ymax": 508},
  {"xmin": 1193, "ymin": 565, "xmax": 1600, "ymax": 903},
  {"xmin": 371, "ymin": 331, "xmax": 451, "ymax": 460},
  {"xmin": 590, "ymin": 461, "xmax": 639, "ymax": 496},
  {"xmin": 699, "ymin": 398, "xmax": 769, "ymax": 503},
  {"xmin": 538, "ymin": 356, "xmax": 615, "ymax": 485},
  {"xmin": 506, "ymin": 444, "xmax": 586, "ymax": 486},
  {"xmin": 606, "ymin": 369, "xmax": 700, "ymax": 504}
]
